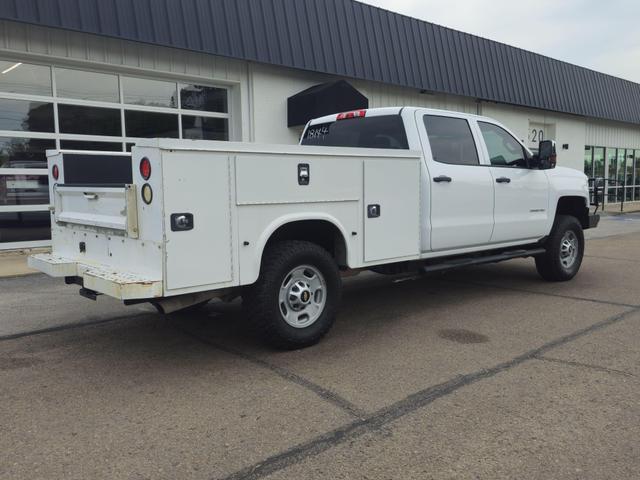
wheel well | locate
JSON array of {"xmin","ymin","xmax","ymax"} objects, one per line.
[
  {"xmin": 556, "ymin": 196, "xmax": 589, "ymax": 228},
  {"xmin": 264, "ymin": 220, "xmax": 348, "ymax": 266}
]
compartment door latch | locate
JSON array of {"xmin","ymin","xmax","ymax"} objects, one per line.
[
  {"xmin": 367, "ymin": 204, "xmax": 381, "ymax": 218},
  {"xmin": 171, "ymin": 213, "xmax": 194, "ymax": 232},
  {"xmin": 298, "ymin": 163, "xmax": 310, "ymax": 185}
]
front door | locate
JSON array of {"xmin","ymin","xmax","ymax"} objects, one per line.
[
  {"xmin": 417, "ymin": 111, "xmax": 495, "ymax": 251},
  {"xmin": 476, "ymin": 121, "xmax": 550, "ymax": 243}
]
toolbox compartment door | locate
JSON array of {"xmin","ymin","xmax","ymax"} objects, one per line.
[
  {"xmin": 163, "ymin": 151, "xmax": 233, "ymax": 291},
  {"xmin": 364, "ymin": 159, "xmax": 420, "ymax": 262}
]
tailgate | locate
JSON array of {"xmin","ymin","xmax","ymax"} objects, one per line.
[
  {"xmin": 38, "ymin": 149, "xmax": 165, "ymax": 297},
  {"xmin": 53, "ymin": 184, "xmax": 139, "ymax": 237}
]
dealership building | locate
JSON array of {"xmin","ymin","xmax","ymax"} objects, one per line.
[{"xmin": 1, "ymin": 0, "xmax": 640, "ymax": 250}]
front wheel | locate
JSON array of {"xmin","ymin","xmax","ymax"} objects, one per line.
[
  {"xmin": 535, "ymin": 215, "xmax": 584, "ymax": 281},
  {"xmin": 243, "ymin": 240, "xmax": 342, "ymax": 350}
]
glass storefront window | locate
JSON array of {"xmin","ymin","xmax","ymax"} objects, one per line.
[
  {"xmin": 0, "ymin": 137, "xmax": 56, "ymax": 169},
  {"xmin": 0, "ymin": 61, "xmax": 52, "ymax": 96},
  {"xmin": 617, "ymin": 149, "xmax": 626, "ymax": 182},
  {"xmin": 55, "ymin": 68, "xmax": 120, "ymax": 103},
  {"xmin": 0, "ymin": 211, "xmax": 51, "ymax": 243},
  {"xmin": 606, "ymin": 148, "xmax": 618, "ymax": 203},
  {"xmin": 583, "ymin": 147, "xmax": 593, "ymax": 176},
  {"xmin": 180, "ymin": 85, "xmax": 228, "ymax": 113},
  {"xmin": 0, "ymin": 174, "xmax": 49, "ymax": 206},
  {"xmin": 593, "ymin": 147, "xmax": 605, "ymax": 178},
  {"xmin": 0, "ymin": 60, "xmax": 231, "ymax": 247},
  {"xmin": 0, "ymin": 99, "xmax": 55, "ymax": 133},
  {"xmin": 125, "ymin": 111, "xmax": 179, "ymax": 138},
  {"xmin": 58, "ymin": 104, "xmax": 122, "ymax": 136},
  {"xmin": 60, "ymin": 140, "xmax": 123, "ymax": 152},
  {"xmin": 635, "ymin": 150, "xmax": 640, "ymax": 202},
  {"xmin": 182, "ymin": 116, "xmax": 229, "ymax": 140},
  {"xmin": 122, "ymin": 76, "xmax": 178, "ymax": 108},
  {"xmin": 625, "ymin": 150, "xmax": 635, "ymax": 201}
]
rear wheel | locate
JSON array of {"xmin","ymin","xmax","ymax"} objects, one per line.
[
  {"xmin": 243, "ymin": 241, "xmax": 342, "ymax": 349},
  {"xmin": 535, "ymin": 215, "xmax": 584, "ymax": 281}
]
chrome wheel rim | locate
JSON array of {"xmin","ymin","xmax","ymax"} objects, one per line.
[
  {"xmin": 560, "ymin": 231, "xmax": 579, "ymax": 269},
  {"xmin": 278, "ymin": 265, "xmax": 327, "ymax": 328}
]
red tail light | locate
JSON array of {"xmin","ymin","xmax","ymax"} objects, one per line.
[
  {"xmin": 52, "ymin": 164, "xmax": 59, "ymax": 180},
  {"xmin": 336, "ymin": 109, "xmax": 367, "ymax": 121},
  {"xmin": 139, "ymin": 157, "xmax": 151, "ymax": 180}
]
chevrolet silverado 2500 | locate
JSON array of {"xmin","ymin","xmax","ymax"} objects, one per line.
[{"xmin": 29, "ymin": 107, "xmax": 599, "ymax": 349}]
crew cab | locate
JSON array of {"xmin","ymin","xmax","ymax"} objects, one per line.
[{"xmin": 29, "ymin": 107, "xmax": 599, "ymax": 349}]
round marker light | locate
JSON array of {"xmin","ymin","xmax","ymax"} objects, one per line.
[
  {"xmin": 52, "ymin": 164, "xmax": 59, "ymax": 180},
  {"xmin": 141, "ymin": 183, "xmax": 153, "ymax": 205},
  {"xmin": 139, "ymin": 157, "xmax": 151, "ymax": 180}
]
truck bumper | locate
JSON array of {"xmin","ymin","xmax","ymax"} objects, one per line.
[
  {"xmin": 588, "ymin": 214, "xmax": 600, "ymax": 229},
  {"xmin": 28, "ymin": 253, "xmax": 163, "ymax": 300}
]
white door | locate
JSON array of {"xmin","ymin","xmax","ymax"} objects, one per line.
[
  {"xmin": 364, "ymin": 159, "xmax": 421, "ymax": 262},
  {"xmin": 476, "ymin": 121, "xmax": 550, "ymax": 242},
  {"xmin": 417, "ymin": 111, "xmax": 495, "ymax": 251},
  {"xmin": 163, "ymin": 152, "xmax": 233, "ymax": 290}
]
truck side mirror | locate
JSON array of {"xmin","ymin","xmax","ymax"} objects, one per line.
[{"xmin": 537, "ymin": 140, "xmax": 557, "ymax": 169}]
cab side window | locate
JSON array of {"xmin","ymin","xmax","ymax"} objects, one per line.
[
  {"xmin": 478, "ymin": 122, "xmax": 529, "ymax": 168},
  {"xmin": 424, "ymin": 115, "xmax": 479, "ymax": 166}
]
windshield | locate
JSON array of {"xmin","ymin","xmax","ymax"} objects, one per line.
[{"xmin": 301, "ymin": 115, "xmax": 409, "ymax": 149}]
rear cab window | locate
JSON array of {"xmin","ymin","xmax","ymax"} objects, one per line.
[{"xmin": 301, "ymin": 115, "xmax": 409, "ymax": 149}]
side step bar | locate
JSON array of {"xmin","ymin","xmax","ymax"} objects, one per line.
[{"xmin": 422, "ymin": 248, "xmax": 546, "ymax": 274}]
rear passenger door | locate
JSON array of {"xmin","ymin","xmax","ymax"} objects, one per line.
[
  {"xmin": 476, "ymin": 121, "xmax": 550, "ymax": 243},
  {"xmin": 417, "ymin": 111, "xmax": 495, "ymax": 251}
]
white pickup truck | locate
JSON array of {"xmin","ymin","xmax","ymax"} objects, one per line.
[{"xmin": 30, "ymin": 107, "xmax": 599, "ymax": 349}]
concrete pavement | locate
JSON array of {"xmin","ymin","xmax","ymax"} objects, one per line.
[{"xmin": 1, "ymin": 223, "xmax": 639, "ymax": 479}]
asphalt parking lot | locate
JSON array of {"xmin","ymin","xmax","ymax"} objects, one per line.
[{"xmin": 2, "ymin": 214, "xmax": 640, "ymax": 480}]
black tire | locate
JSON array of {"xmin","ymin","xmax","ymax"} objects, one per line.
[
  {"xmin": 243, "ymin": 240, "xmax": 342, "ymax": 350},
  {"xmin": 535, "ymin": 215, "xmax": 584, "ymax": 282}
]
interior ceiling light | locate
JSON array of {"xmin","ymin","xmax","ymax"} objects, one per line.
[{"xmin": 1, "ymin": 62, "xmax": 22, "ymax": 74}]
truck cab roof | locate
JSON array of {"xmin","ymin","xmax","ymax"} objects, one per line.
[{"xmin": 306, "ymin": 106, "xmax": 493, "ymax": 127}]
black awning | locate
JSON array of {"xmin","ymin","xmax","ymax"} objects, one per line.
[{"xmin": 287, "ymin": 80, "xmax": 368, "ymax": 127}]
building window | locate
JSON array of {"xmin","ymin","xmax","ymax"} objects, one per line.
[
  {"xmin": 59, "ymin": 140, "xmax": 123, "ymax": 152},
  {"xmin": 182, "ymin": 116, "xmax": 229, "ymax": 141},
  {"xmin": 123, "ymin": 76, "xmax": 178, "ymax": 108},
  {"xmin": 0, "ymin": 58, "xmax": 232, "ymax": 248},
  {"xmin": 586, "ymin": 145, "xmax": 640, "ymax": 204},
  {"xmin": 584, "ymin": 147, "xmax": 593, "ymax": 176},
  {"xmin": 125, "ymin": 111, "xmax": 179, "ymax": 138},
  {"xmin": 58, "ymin": 105, "xmax": 122, "ymax": 136},
  {"xmin": 0, "ymin": 99, "xmax": 55, "ymax": 133},
  {"xmin": 0, "ymin": 137, "xmax": 55, "ymax": 169},
  {"xmin": 55, "ymin": 68, "xmax": 120, "ymax": 103},
  {"xmin": 0, "ymin": 60, "xmax": 52, "ymax": 96},
  {"xmin": 593, "ymin": 147, "xmax": 605, "ymax": 178},
  {"xmin": 635, "ymin": 150, "xmax": 640, "ymax": 202},
  {"xmin": 180, "ymin": 84, "xmax": 228, "ymax": 113}
]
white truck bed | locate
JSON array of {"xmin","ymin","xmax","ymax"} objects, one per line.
[{"xmin": 31, "ymin": 141, "xmax": 422, "ymax": 301}]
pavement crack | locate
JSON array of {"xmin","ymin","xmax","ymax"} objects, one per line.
[
  {"xmin": 176, "ymin": 327, "xmax": 368, "ymax": 420},
  {"xmin": 584, "ymin": 254, "xmax": 640, "ymax": 264},
  {"xmin": 0, "ymin": 312, "xmax": 152, "ymax": 342},
  {"xmin": 534, "ymin": 355, "xmax": 635, "ymax": 377},
  {"xmin": 441, "ymin": 278, "xmax": 638, "ymax": 309},
  {"xmin": 219, "ymin": 305, "xmax": 640, "ymax": 480}
]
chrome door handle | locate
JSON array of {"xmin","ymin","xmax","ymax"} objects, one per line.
[
  {"xmin": 496, "ymin": 177, "xmax": 511, "ymax": 184},
  {"xmin": 83, "ymin": 192, "xmax": 98, "ymax": 200},
  {"xmin": 433, "ymin": 175, "xmax": 452, "ymax": 183}
]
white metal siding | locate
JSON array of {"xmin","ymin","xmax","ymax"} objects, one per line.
[
  {"xmin": 585, "ymin": 120, "xmax": 640, "ymax": 149},
  {"xmin": 0, "ymin": 20, "xmax": 247, "ymax": 82}
]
